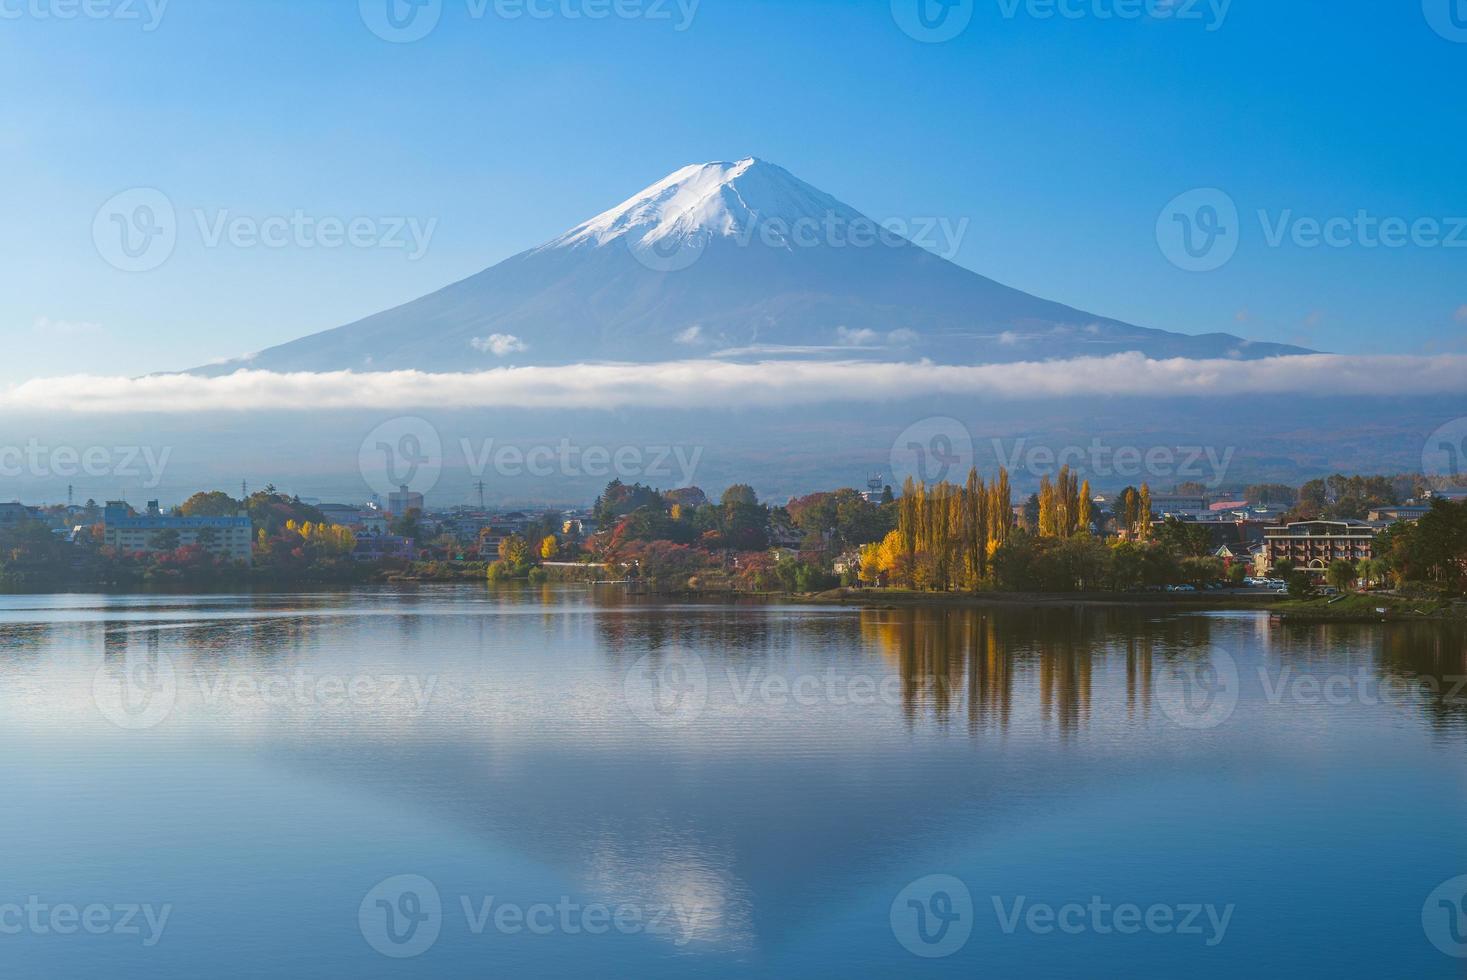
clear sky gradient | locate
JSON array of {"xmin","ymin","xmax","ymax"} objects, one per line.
[{"xmin": 2, "ymin": 0, "xmax": 1464, "ymax": 383}]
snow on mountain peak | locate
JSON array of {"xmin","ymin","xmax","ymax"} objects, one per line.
[{"xmin": 544, "ymin": 157, "xmax": 866, "ymax": 253}]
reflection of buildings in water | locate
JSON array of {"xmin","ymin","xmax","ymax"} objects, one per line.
[{"xmin": 1376, "ymin": 621, "xmax": 1467, "ymax": 732}]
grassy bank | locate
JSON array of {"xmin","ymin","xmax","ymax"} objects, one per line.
[{"xmin": 1273, "ymin": 593, "xmax": 1467, "ymax": 622}]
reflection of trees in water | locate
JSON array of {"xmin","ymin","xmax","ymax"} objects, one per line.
[
  {"xmin": 1267, "ymin": 618, "xmax": 1467, "ymax": 734},
  {"xmin": 593, "ymin": 603, "xmax": 858, "ymax": 668},
  {"xmin": 1377, "ymin": 621, "xmax": 1467, "ymax": 733},
  {"xmin": 861, "ymin": 606, "xmax": 1216, "ymax": 737}
]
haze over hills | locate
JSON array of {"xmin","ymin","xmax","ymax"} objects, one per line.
[{"xmin": 196, "ymin": 158, "xmax": 1310, "ymax": 375}]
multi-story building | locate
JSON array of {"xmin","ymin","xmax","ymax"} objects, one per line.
[
  {"xmin": 102, "ymin": 501, "xmax": 253, "ymax": 564},
  {"xmin": 0, "ymin": 502, "xmax": 39, "ymax": 527},
  {"xmin": 386, "ymin": 485, "xmax": 424, "ymax": 517},
  {"xmin": 1263, "ymin": 520, "xmax": 1379, "ymax": 575},
  {"xmin": 1369, "ymin": 504, "xmax": 1432, "ymax": 524}
]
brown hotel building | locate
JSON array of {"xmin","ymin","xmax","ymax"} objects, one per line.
[{"xmin": 1263, "ymin": 520, "xmax": 1379, "ymax": 574}]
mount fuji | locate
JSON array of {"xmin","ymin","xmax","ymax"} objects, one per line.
[{"xmin": 197, "ymin": 158, "xmax": 1309, "ymax": 374}]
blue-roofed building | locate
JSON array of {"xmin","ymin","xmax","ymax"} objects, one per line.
[{"xmin": 103, "ymin": 501, "xmax": 253, "ymax": 564}]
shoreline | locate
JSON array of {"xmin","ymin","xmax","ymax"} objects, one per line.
[
  {"xmin": 795, "ymin": 587, "xmax": 1467, "ymax": 622},
  {"xmin": 4, "ymin": 580, "xmax": 1463, "ymax": 623}
]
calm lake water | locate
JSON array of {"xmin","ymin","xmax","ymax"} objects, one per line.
[{"xmin": 1, "ymin": 586, "xmax": 1465, "ymax": 977}]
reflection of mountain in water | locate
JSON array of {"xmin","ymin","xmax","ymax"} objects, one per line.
[{"xmin": 18, "ymin": 592, "xmax": 1467, "ymax": 959}]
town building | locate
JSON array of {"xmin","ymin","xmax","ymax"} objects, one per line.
[
  {"xmin": 1150, "ymin": 493, "xmax": 1208, "ymax": 517},
  {"xmin": 0, "ymin": 502, "xmax": 39, "ymax": 527},
  {"xmin": 351, "ymin": 533, "xmax": 415, "ymax": 562},
  {"xmin": 315, "ymin": 503, "xmax": 367, "ymax": 525},
  {"xmin": 1369, "ymin": 504, "xmax": 1432, "ymax": 524},
  {"xmin": 1263, "ymin": 520, "xmax": 1379, "ymax": 576},
  {"xmin": 102, "ymin": 501, "xmax": 253, "ymax": 564},
  {"xmin": 386, "ymin": 485, "xmax": 424, "ymax": 517}
]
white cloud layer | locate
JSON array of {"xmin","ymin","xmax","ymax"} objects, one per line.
[{"xmin": 3, "ymin": 353, "xmax": 1465, "ymax": 414}]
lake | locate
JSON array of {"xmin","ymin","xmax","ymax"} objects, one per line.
[{"xmin": 1, "ymin": 586, "xmax": 1464, "ymax": 977}]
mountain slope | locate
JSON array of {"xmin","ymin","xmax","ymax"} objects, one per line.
[{"xmin": 199, "ymin": 158, "xmax": 1309, "ymax": 374}]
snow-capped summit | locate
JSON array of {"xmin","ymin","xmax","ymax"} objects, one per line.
[
  {"xmin": 545, "ymin": 157, "xmax": 864, "ymax": 253},
  {"xmin": 193, "ymin": 157, "xmax": 1310, "ymax": 375}
]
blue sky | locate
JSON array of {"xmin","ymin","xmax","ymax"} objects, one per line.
[{"xmin": 2, "ymin": 0, "xmax": 1465, "ymax": 383}]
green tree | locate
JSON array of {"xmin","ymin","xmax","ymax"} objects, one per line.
[
  {"xmin": 178, "ymin": 491, "xmax": 242, "ymax": 517},
  {"xmin": 1325, "ymin": 559, "xmax": 1356, "ymax": 592}
]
